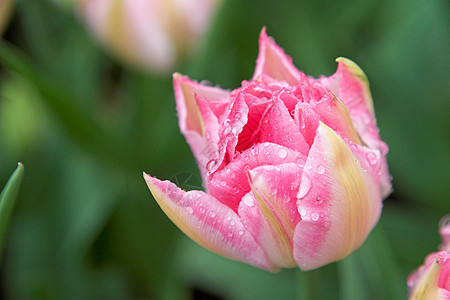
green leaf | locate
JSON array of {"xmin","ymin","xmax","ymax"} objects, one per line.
[{"xmin": 0, "ymin": 163, "xmax": 24, "ymax": 258}]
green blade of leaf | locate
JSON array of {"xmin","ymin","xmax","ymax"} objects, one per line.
[{"xmin": 0, "ymin": 163, "xmax": 24, "ymax": 257}]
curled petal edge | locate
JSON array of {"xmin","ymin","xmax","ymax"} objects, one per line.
[{"xmin": 143, "ymin": 173, "xmax": 275, "ymax": 271}]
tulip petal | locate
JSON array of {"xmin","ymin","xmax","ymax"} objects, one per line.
[
  {"xmin": 293, "ymin": 122, "xmax": 382, "ymax": 271},
  {"xmin": 253, "ymin": 28, "xmax": 301, "ymax": 85},
  {"xmin": 319, "ymin": 58, "xmax": 392, "ymax": 198},
  {"xmin": 173, "ymin": 74, "xmax": 231, "ymax": 178},
  {"xmin": 174, "ymin": 73, "xmax": 230, "ymax": 135},
  {"xmin": 258, "ymin": 94, "xmax": 310, "ymax": 155},
  {"xmin": 143, "ymin": 173, "xmax": 273, "ymax": 270},
  {"xmin": 238, "ymin": 163, "xmax": 303, "ymax": 268},
  {"xmin": 408, "ymin": 252, "xmax": 450, "ymax": 300},
  {"xmin": 319, "ymin": 57, "xmax": 374, "ymax": 116},
  {"xmin": 208, "ymin": 143, "xmax": 306, "ymax": 212}
]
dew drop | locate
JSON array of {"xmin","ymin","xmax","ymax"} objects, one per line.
[
  {"xmin": 206, "ymin": 159, "xmax": 217, "ymax": 171},
  {"xmin": 307, "ymin": 164, "xmax": 312, "ymax": 170},
  {"xmin": 316, "ymin": 164, "xmax": 325, "ymax": 174},
  {"xmin": 311, "ymin": 212, "xmax": 320, "ymax": 221},
  {"xmin": 210, "ymin": 211, "xmax": 216, "ymax": 218},
  {"xmin": 316, "ymin": 196, "xmax": 323, "ymax": 204},
  {"xmin": 227, "ymin": 232, "xmax": 233, "ymax": 238},
  {"xmin": 227, "ymin": 216, "xmax": 232, "ymax": 221},
  {"xmin": 278, "ymin": 148, "xmax": 288, "ymax": 159},
  {"xmin": 242, "ymin": 195, "xmax": 255, "ymax": 207},
  {"xmin": 233, "ymin": 187, "xmax": 240, "ymax": 194},
  {"xmin": 297, "ymin": 174, "xmax": 311, "ymax": 199},
  {"xmin": 238, "ymin": 230, "xmax": 244, "ymax": 236},
  {"xmin": 366, "ymin": 152, "xmax": 378, "ymax": 166},
  {"xmin": 186, "ymin": 207, "xmax": 193, "ymax": 214},
  {"xmin": 243, "ymin": 164, "xmax": 251, "ymax": 171},
  {"xmin": 223, "ymin": 125, "xmax": 231, "ymax": 135},
  {"xmin": 251, "ymin": 146, "xmax": 259, "ymax": 156},
  {"xmin": 230, "ymin": 221, "xmax": 235, "ymax": 226},
  {"xmin": 263, "ymin": 142, "xmax": 270, "ymax": 147},
  {"xmin": 300, "ymin": 208, "xmax": 307, "ymax": 218},
  {"xmin": 220, "ymin": 181, "xmax": 227, "ymax": 187}
]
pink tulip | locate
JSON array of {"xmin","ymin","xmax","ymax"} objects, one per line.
[
  {"xmin": 144, "ymin": 28, "xmax": 392, "ymax": 271},
  {"xmin": 0, "ymin": 0, "xmax": 13, "ymax": 35},
  {"xmin": 408, "ymin": 216, "xmax": 450, "ymax": 299},
  {"xmin": 77, "ymin": 0, "xmax": 221, "ymax": 73}
]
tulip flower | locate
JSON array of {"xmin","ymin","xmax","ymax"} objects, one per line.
[
  {"xmin": 77, "ymin": 0, "xmax": 221, "ymax": 73},
  {"xmin": 407, "ymin": 215, "xmax": 450, "ymax": 299},
  {"xmin": 144, "ymin": 28, "xmax": 392, "ymax": 271},
  {"xmin": 0, "ymin": 0, "xmax": 13, "ymax": 35}
]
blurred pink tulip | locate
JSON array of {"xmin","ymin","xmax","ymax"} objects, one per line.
[
  {"xmin": 144, "ymin": 28, "xmax": 392, "ymax": 271},
  {"xmin": 77, "ymin": 0, "xmax": 221, "ymax": 73},
  {"xmin": 408, "ymin": 215, "xmax": 450, "ymax": 299},
  {"xmin": 0, "ymin": 0, "xmax": 13, "ymax": 35}
]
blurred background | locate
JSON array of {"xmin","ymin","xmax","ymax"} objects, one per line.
[{"xmin": 0, "ymin": 0, "xmax": 449, "ymax": 299}]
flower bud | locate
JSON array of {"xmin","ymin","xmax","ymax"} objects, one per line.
[
  {"xmin": 144, "ymin": 28, "xmax": 392, "ymax": 271},
  {"xmin": 77, "ymin": 0, "xmax": 221, "ymax": 73}
]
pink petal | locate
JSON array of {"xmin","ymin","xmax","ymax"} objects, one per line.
[
  {"xmin": 143, "ymin": 173, "xmax": 274, "ymax": 271},
  {"xmin": 257, "ymin": 93, "xmax": 310, "ymax": 155},
  {"xmin": 439, "ymin": 215, "xmax": 450, "ymax": 252},
  {"xmin": 252, "ymin": 28, "xmax": 302, "ymax": 85},
  {"xmin": 238, "ymin": 163, "xmax": 303, "ymax": 268},
  {"xmin": 173, "ymin": 73, "xmax": 231, "ymax": 178},
  {"xmin": 174, "ymin": 73, "xmax": 230, "ymax": 135},
  {"xmin": 293, "ymin": 122, "xmax": 382, "ymax": 271},
  {"xmin": 208, "ymin": 143, "xmax": 306, "ymax": 212},
  {"xmin": 319, "ymin": 58, "xmax": 392, "ymax": 198}
]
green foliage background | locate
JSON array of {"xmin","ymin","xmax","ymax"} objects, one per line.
[{"xmin": 0, "ymin": 0, "xmax": 448, "ymax": 299}]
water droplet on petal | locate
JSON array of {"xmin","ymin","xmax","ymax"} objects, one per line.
[
  {"xmin": 230, "ymin": 221, "xmax": 235, "ymax": 226},
  {"xmin": 263, "ymin": 142, "xmax": 270, "ymax": 147},
  {"xmin": 366, "ymin": 152, "xmax": 378, "ymax": 166},
  {"xmin": 210, "ymin": 211, "xmax": 216, "ymax": 218},
  {"xmin": 238, "ymin": 230, "xmax": 244, "ymax": 236},
  {"xmin": 316, "ymin": 164, "xmax": 325, "ymax": 174},
  {"xmin": 311, "ymin": 212, "xmax": 320, "ymax": 221},
  {"xmin": 278, "ymin": 148, "xmax": 288, "ymax": 159},
  {"xmin": 206, "ymin": 159, "xmax": 217, "ymax": 171},
  {"xmin": 227, "ymin": 216, "xmax": 232, "ymax": 221},
  {"xmin": 300, "ymin": 208, "xmax": 307, "ymax": 218},
  {"xmin": 298, "ymin": 173, "xmax": 311, "ymax": 199},
  {"xmin": 223, "ymin": 125, "xmax": 231, "ymax": 135},
  {"xmin": 242, "ymin": 195, "xmax": 255, "ymax": 207},
  {"xmin": 227, "ymin": 232, "xmax": 233, "ymax": 238},
  {"xmin": 220, "ymin": 181, "xmax": 227, "ymax": 187},
  {"xmin": 186, "ymin": 207, "xmax": 193, "ymax": 214},
  {"xmin": 251, "ymin": 146, "xmax": 259, "ymax": 156},
  {"xmin": 316, "ymin": 196, "xmax": 323, "ymax": 204}
]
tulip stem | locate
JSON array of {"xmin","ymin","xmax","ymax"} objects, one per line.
[{"xmin": 297, "ymin": 269, "xmax": 319, "ymax": 300}]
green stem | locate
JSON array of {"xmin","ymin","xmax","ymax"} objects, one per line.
[{"xmin": 297, "ymin": 269, "xmax": 318, "ymax": 300}]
